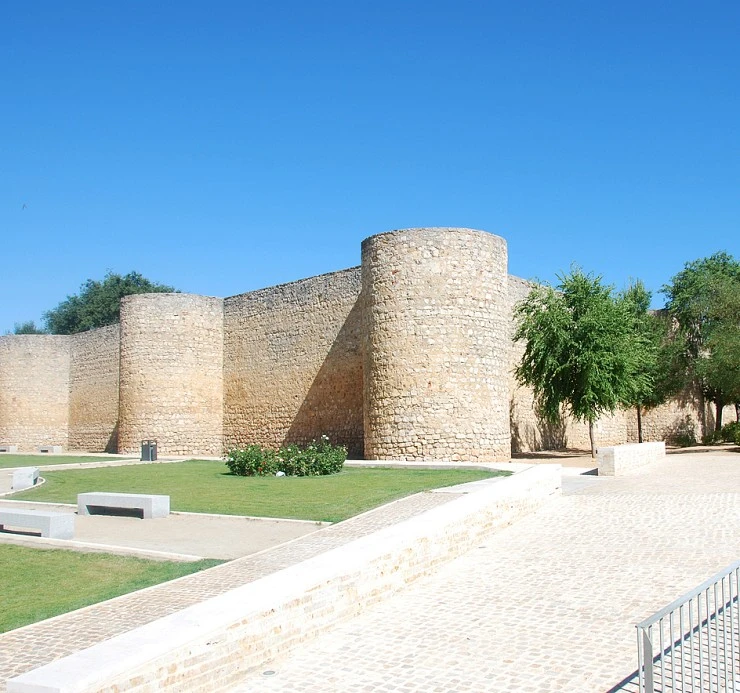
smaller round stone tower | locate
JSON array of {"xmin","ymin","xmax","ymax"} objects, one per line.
[
  {"xmin": 362, "ymin": 227, "xmax": 511, "ymax": 462},
  {"xmin": 118, "ymin": 293, "xmax": 224, "ymax": 456}
]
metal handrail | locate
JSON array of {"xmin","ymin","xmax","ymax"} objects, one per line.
[
  {"xmin": 638, "ymin": 560, "xmax": 740, "ymax": 629},
  {"xmin": 636, "ymin": 560, "xmax": 740, "ymax": 693}
]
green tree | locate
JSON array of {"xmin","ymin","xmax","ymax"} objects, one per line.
[
  {"xmin": 514, "ymin": 268, "xmax": 650, "ymax": 457},
  {"xmin": 11, "ymin": 320, "xmax": 47, "ymax": 335},
  {"xmin": 620, "ymin": 281, "xmax": 685, "ymax": 442},
  {"xmin": 693, "ymin": 274, "xmax": 740, "ymax": 425},
  {"xmin": 662, "ymin": 252, "xmax": 740, "ymax": 431},
  {"xmin": 43, "ymin": 271, "xmax": 178, "ymax": 334}
]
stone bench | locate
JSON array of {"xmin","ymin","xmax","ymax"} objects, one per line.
[
  {"xmin": 39, "ymin": 445, "xmax": 63, "ymax": 454},
  {"xmin": 597, "ymin": 442, "xmax": 666, "ymax": 476},
  {"xmin": 77, "ymin": 492, "xmax": 170, "ymax": 519},
  {"xmin": 0, "ymin": 445, "xmax": 18, "ymax": 453},
  {"xmin": 0, "ymin": 508, "xmax": 74, "ymax": 539},
  {"xmin": 11, "ymin": 467, "xmax": 40, "ymax": 491}
]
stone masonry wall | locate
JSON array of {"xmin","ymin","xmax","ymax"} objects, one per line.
[
  {"xmin": 2, "ymin": 228, "xmax": 734, "ymax": 459},
  {"xmin": 625, "ymin": 395, "xmax": 737, "ymax": 445},
  {"xmin": 223, "ymin": 268, "xmax": 364, "ymax": 457},
  {"xmin": 118, "ymin": 294, "xmax": 224, "ymax": 456},
  {"xmin": 0, "ymin": 335, "xmax": 70, "ymax": 450},
  {"xmin": 68, "ymin": 324, "xmax": 120, "ymax": 452},
  {"xmin": 363, "ymin": 228, "xmax": 511, "ymax": 462}
]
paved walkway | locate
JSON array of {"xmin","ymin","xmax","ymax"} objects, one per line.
[
  {"xmin": 0, "ymin": 491, "xmax": 461, "ymax": 690},
  {"xmin": 231, "ymin": 451, "xmax": 740, "ymax": 693}
]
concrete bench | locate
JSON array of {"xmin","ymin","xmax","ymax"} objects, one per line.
[
  {"xmin": 77, "ymin": 492, "xmax": 170, "ymax": 519},
  {"xmin": 0, "ymin": 508, "xmax": 74, "ymax": 539},
  {"xmin": 597, "ymin": 441, "xmax": 666, "ymax": 476},
  {"xmin": 39, "ymin": 446, "xmax": 63, "ymax": 454},
  {"xmin": 11, "ymin": 467, "xmax": 40, "ymax": 491},
  {"xmin": 0, "ymin": 445, "xmax": 18, "ymax": 453}
]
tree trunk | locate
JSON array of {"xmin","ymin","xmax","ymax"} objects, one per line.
[
  {"xmin": 589, "ymin": 420, "xmax": 596, "ymax": 458},
  {"xmin": 735, "ymin": 402, "xmax": 739, "ymax": 422},
  {"xmin": 636, "ymin": 405, "xmax": 643, "ymax": 443},
  {"xmin": 715, "ymin": 396, "xmax": 724, "ymax": 432}
]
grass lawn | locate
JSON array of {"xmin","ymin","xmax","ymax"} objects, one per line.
[
  {"xmin": 0, "ymin": 545, "xmax": 219, "ymax": 633},
  {"xmin": 12, "ymin": 461, "xmax": 509, "ymax": 522},
  {"xmin": 0, "ymin": 454, "xmax": 130, "ymax": 469}
]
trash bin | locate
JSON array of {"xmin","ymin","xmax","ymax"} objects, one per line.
[{"xmin": 141, "ymin": 440, "xmax": 157, "ymax": 462}]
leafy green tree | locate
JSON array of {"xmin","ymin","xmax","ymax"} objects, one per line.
[
  {"xmin": 514, "ymin": 268, "xmax": 650, "ymax": 457},
  {"xmin": 620, "ymin": 281, "xmax": 685, "ymax": 442},
  {"xmin": 693, "ymin": 274, "xmax": 740, "ymax": 425},
  {"xmin": 12, "ymin": 320, "xmax": 47, "ymax": 335},
  {"xmin": 43, "ymin": 272, "xmax": 178, "ymax": 334},
  {"xmin": 662, "ymin": 252, "xmax": 740, "ymax": 431}
]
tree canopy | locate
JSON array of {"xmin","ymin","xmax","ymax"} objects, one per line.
[
  {"xmin": 43, "ymin": 272, "xmax": 178, "ymax": 335},
  {"xmin": 11, "ymin": 320, "xmax": 47, "ymax": 335},
  {"xmin": 662, "ymin": 251, "xmax": 740, "ymax": 353},
  {"xmin": 662, "ymin": 252, "xmax": 740, "ymax": 430},
  {"xmin": 514, "ymin": 268, "xmax": 650, "ymax": 456},
  {"xmin": 619, "ymin": 281, "xmax": 685, "ymax": 442}
]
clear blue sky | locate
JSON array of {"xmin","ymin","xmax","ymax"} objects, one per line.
[{"xmin": 2, "ymin": 1, "xmax": 738, "ymax": 332}]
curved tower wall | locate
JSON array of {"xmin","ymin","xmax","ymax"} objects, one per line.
[
  {"xmin": 362, "ymin": 227, "xmax": 511, "ymax": 461},
  {"xmin": 0, "ymin": 335, "xmax": 70, "ymax": 450},
  {"xmin": 118, "ymin": 293, "xmax": 224, "ymax": 456}
]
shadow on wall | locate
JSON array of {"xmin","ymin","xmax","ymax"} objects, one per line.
[
  {"xmin": 664, "ymin": 413, "xmax": 699, "ymax": 446},
  {"xmin": 105, "ymin": 422, "xmax": 119, "ymax": 454},
  {"xmin": 510, "ymin": 397, "xmax": 567, "ymax": 453},
  {"xmin": 677, "ymin": 384, "xmax": 708, "ymax": 440},
  {"xmin": 284, "ymin": 297, "xmax": 364, "ymax": 458}
]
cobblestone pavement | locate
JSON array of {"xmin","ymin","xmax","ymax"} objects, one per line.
[
  {"xmin": 231, "ymin": 452, "xmax": 740, "ymax": 693},
  {"xmin": 0, "ymin": 491, "xmax": 460, "ymax": 690}
]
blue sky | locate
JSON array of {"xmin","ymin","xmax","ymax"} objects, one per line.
[{"xmin": 2, "ymin": 1, "xmax": 738, "ymax": 332}]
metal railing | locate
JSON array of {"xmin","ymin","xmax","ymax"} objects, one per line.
[{"xmin": 637, "ymin": 560, "xmax": 740, "ymax": 692}]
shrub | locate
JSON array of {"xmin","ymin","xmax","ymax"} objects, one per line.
[
  {"xmin": 701, "ymin": 431, "xmax": 724, "ymax": 445},
  {"xmin": 673, "ymin": 432, "xmax": 696, "ymax": 448},
  {"xmin": 720, "ymin": 421, "xmax": 740, "ymax": 444},
  {"xmin": 225, "ymin": 437, "xmax": 347, "ymax": 477},
  {"xmin": 225, "ymin": 445, "xmax": 279, "ymax": 477}
]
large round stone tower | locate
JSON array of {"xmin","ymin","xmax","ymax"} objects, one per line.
[
  {"xmin": 362, "ymin": 227, "xmax": 511, "ymax": 461},
  {"xmin": 118, "ymin": 293, "xmax": 224, "ymax": 456}
]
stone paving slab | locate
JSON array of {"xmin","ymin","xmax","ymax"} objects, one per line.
[
  {"xmin": 0, "ymin": 491, "xmax": 461, "ymax": 690},
  {"xmin": 230, "ymin": 452, "xmax": 740, "ymax": 693}
]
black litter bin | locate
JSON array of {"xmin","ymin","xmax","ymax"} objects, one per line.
[{"xmin": 141, "ymin": 440, "xmax": 157, "ymax": 462}]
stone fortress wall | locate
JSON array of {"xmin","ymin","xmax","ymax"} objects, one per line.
[
  {"xmin": 0, "ymin": 335, "xmax": 71, "ymax": 450},
  {"xmin": 68, "ymin": 324, "xmax": 120, "ymax": 452},
  {"xmin": 223, "ymin": 268, "xmax": 364, "ymax": 458},
  {"xmin": 0, "ymin": 227, "xmax": 734, "ymax": 459}
]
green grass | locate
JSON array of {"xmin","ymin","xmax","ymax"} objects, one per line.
[
  {"xmin": 12, "ymin": 461, "xmax": 509, "ymax": 522},
  {"xmin": 0, "ymin": 454, "xmax": 130, "ymax": 469},
  {"xmin": 0, "ymin": 545, "xmax": 220, "ymax": 633}
]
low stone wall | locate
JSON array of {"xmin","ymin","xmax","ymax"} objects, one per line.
[
  {"xmin": 597, "ymin": 441, "xmax": 666, "ymax": 476},
  {"xmin": 8, "ymin": 465, "xmax": 560, "ymax": 693}
]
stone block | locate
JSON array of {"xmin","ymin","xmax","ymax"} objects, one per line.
[
  {"xmin": 0, "ymin": 508, "xmax": 74, "ymax": 539},
  {"xmin": 11, "ymin": 466, "xmax": 39, "ymax": 490},
  {"xmin": 597, "ymin": 442, "xmax": 666, "ymax": 476},
  {"xmin": 77, "ymin": 492, "xmax": 170, "ymax": 519}
]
